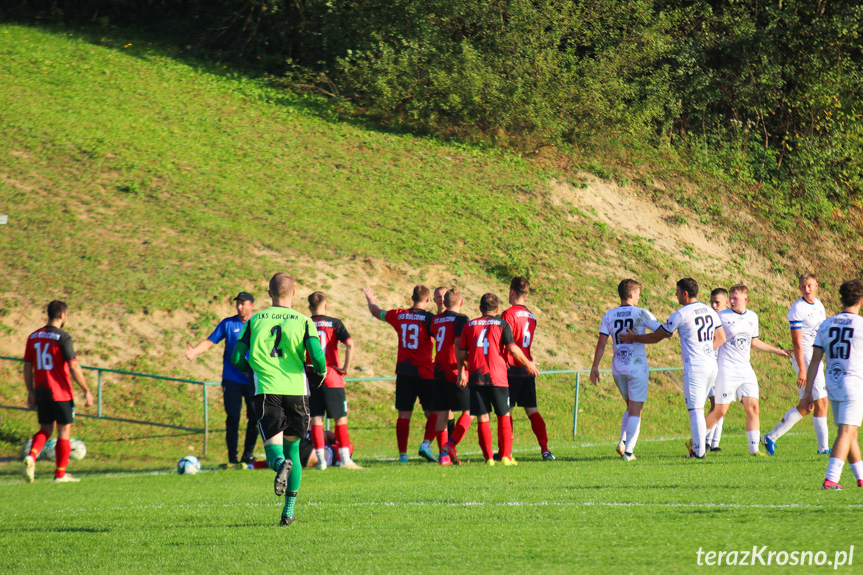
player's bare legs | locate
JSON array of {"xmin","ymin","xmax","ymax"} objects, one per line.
[{"xmin": 824, "ymin": 425, "xmax": 861, "ymax": 489}]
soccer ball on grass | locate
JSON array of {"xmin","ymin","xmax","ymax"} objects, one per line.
[{"xmin": 177, "ymin": 455, "xmax": 201, "ymax": 475}]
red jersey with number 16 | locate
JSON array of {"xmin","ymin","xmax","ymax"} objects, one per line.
[
  {"xmin": 459, "ymin": 315, "xmax": 516, "ymax": 387},
  {"xmin": 23, "ymin": 326, "xmax": 77, "ymax": 402},
  {"xmin": 432, "ymin": 311, "xmax": 469, "ymax": 383},
  {"xmin": 502, "ymin": 305, "xmax": 537, "ymax": 378},
  {"xmin": 384, "ymin": 308, "xmax": 434, "ymax": 379},
  {"xmin": 309, "ymin": 315, "xmax": 352, "ymax": 389}
]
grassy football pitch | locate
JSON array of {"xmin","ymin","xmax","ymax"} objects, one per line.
[{"xmin": 1, "ymin": 433, "xmax": 859, "ymax": 574}]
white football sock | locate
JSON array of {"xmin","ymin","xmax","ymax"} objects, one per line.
[
  {"xmin": 689, "ymin": 410, "xmax": 706, "ymax": 457},
  {"xmin": 813, "ymin": 417, "xmax": 829, "ymax": 452},
  {"xmin": 850, "ymin": 461, "xmax": 863, "ymax": 481},
  {"xmin": 315, "ymin": 448, "xmax": 327, "ymax": 470},
  {"xmin": 705, "ymin": 425, "xmax": 714, "ymax": 445},
  {"xmin": 746, "ymin": 430, "xmax": 760, "ymax": 454},
  {"xmin": 711, "ymin": 417, "xmax": 724, "ymax": 448},
  {"xmin": 826, "ymin": 457, "xmax": 845, "ymax": 483},
  {"xmin": 339, "ymin": 447, "xmax": 352, "ymax": 465},
  {"xmin": 768, "ymin": 407, "xmax": 803, "ymax": 441},
  {"xmin": 624, "ymin": 416, "xmax": 641, "ymax": 454},
  {"xmin": 620, "ymin": 410, "xmax": 630, "ymax": 442}
]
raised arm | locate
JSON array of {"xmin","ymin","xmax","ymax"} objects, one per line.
[
  {"xmin": 751, "ymin": 338, "xmax": 791, "ymax": 359},
  {"xmin": 363, "ymin": 287, "xmax": 385, "ymax": 320},
  {"xmin": 589, "ymin": 334, "xmax": 609, "ymax": 384}
]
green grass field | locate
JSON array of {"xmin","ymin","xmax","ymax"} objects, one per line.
[{"xmin": 0, "ymin": 434, "xmax": 859, "ymax": 574}]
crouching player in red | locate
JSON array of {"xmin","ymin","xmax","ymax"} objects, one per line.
[
  {"xmin": 804, "ymin": 280, "xmax": 863, "ymax": 490},
  {"xmin": 23, "ymin": 300, "xmax": 94, "ymax": 483},
  {"xmin": 432, "ymin": 289, "xmax": 472, "ymax": 465},
  {"xmin": 502, "ymin": 277, "xmax": 554, "ymax": 461},
  {"xmin": 458, "ymin": 293, "xmax": 538, "ymax": 465},
  {"xmin": 307, "ymin": 292, "xmax": 362, "ymax": 470}
]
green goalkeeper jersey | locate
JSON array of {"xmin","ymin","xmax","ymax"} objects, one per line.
[{"xmin": 231, "ymin": 306, "xmax": 326, "ymax": 396}]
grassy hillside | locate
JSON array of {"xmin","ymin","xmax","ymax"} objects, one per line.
[{"xmin": 0, "ymin": 23, "xmax": 856, "ymax": 466}]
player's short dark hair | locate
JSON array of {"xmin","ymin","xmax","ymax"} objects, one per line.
[
  {"xmin": 412, "ymin": 285, "xmax": 430, "ymax": 303},
  {"xmin": 308, "ymin": 291, "xmax": 327, "ymax": 311},
  {"xmin": 269, "ymin": 273, "xmax": 295, "ymax": 298},
  {"xmin": 47, "ymin": 300, "xmax": 68, "ymax": 320},
  {"xmin": 444, "ymin": 289, "xmax": 461, "ymax": 307},
  {"xmin": 729, "ymin": 284, "xmax": 748, "ymax": 296},
  {"xmin": 617, "ymin": 279, "xmax": 642, "ymax": 300},
  {"xmin": 677, "ymin": 278, "xmax": 699, "ymax": 298},
  {"xmin": 480, "ymin": 293, "xmax": 500, "ymax": 313},
  {"xmin": 839, "ymin": 279, "xmax": 863, "ymax": 308},
  {"xmin": 799, "ymin": 273, "xmax": 817, "ymax": 285},
  {"xmin": 434, "ymin": 287, "xmax": 446, "ymax": 296},
  {"xmin": 510, "ymin": 277, "xmax": 530, "ymax": 295},
  {"xmin": 710, "ymin": 288, "xmax": 728, "ymax": 299}
]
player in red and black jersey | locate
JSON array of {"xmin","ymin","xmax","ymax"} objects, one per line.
[
  {"xmin": 307, "ymin": 292, "xmax": 362, "ymax": 470},
  {"xmin": 502, "ymin": 277, "xmax": 555, "ymax": 461},
  {"xmin": 433, "ymin": 286, "xmax": 459, "ymax": 439},
  {"xmin": 363, "ymin": 285, "xmax": 439, "ymax": 462},
  {"xmin": 458, "ymin": 293, "xmax": 538, "ymax": 465},
  {"xmin": 22, "ymin": 301, "xmax": 94, "ymax": 483},
  {"xmin": 431, "ymin": 289, "xmax": 472, "ymax": 465}
]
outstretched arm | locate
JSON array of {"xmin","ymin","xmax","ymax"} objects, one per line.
[
  {"xmin": 507, "ymin": 345, "xmax": 539, "ymax": 377},
  {"xmin": 185, "ymin": 339, "xmax": 214, "ymax": 361},
  {"xmin": 363, "ymin": 287, "xmax": 386, "ymax": 320},
  {"xmin": 751, "ymin": 338, "xmax": 791, "ymax": 359},
  {"xmin": 619, "ymin": 328, "xmax": 671, "ymax": 345},
  {"xmin": 589, "ymin": 334, "xmax": 609, "ymax": 384}
]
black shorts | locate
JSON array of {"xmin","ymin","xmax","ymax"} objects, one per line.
[
  {"xmin": 36, "ymin": 399, "xmax": 75, "ymax": 425},
  {"xmin": 309, "ymin": 386, "xmax": 348, "ymax": 419},
  {"xmin": 443, "ymin": 378, "xmax": 470, "ymax": 412},
  {"xmin": 395, "ymin": 374, "xmax": 432, "ymax": 412},
  {"xmin": 255, "ymin": 394, "xmax": 310, "ymax": 442},
  {"xmin": 469, "ymin": 386, "xmax": 510, "ymax": 417},
  {"xmin": 508, "ymin": 376, "xmax": 537, "ymax": 408},
  {"xmin": 298, "ymin": 437, "xmax": 314, "ymax": 468}
]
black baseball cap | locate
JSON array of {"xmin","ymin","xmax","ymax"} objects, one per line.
[{"xmin": 234, "ymin": 292, "xmax": 255, "ymax": 303}]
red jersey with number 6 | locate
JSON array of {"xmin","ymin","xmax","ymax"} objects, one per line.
[
  {"xmin": 24, "ymin": 326, "xmax": 77, "ymax": 402},
  {"xmin": 502, "ymin": 305, "xmax": 536, "ymax": 378},
  {"xmin": 459, "ymin": 315, "xmax": 516, "ymax": 387},
  {"xmin": 384, "ymin": 308, "xmax": 434, "ymax": 379},
  {"xmin": 310, "ymin": 315, "xmax": 352, "ymax": 389},
  {"xmin": 432, "ymin": 311, "xmax": 469, "ymax": 383}
]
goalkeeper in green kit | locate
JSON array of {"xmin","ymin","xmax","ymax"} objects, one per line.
[{"xmin": 232, "ymin": 273, "xmax": 326, "ymax": 527}]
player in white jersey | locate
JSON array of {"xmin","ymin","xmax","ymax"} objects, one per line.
[
  {"xmin": 703, "ymin": 285, "xmax": 791, "ymax": 456},
  {"xmin": 762, "ymin": 274, "xmax": 831, "ymax": 455},
  {"xmin": 590, "ymin": 279, "xmax": 663, "ymax": 461},
  {"xmin": 620, "ymin": 278, "xmax": 726, "ymax": 458},
  {"xmin": 705, "ymin": 288, "xmax": 728, "ymax": 452},
  {"xmin": 802, "ymin": 280, "xmax": 863, "ymax": 489}
]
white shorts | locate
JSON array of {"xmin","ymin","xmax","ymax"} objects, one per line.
[
  {"xmin": 793, "ymin": 358, "xmax": 828, "ymax": 401},
  {"xmin": 613, "ymin": 370, "xmax": 649, "ymax": 403},
  {"xmin": 831, "ymin": 400, "xmax": 863, "ymax": 427},
  {"xmin": 715, "ymin": 369, "xmax": 759, "ymax": 404},
  {"xmin": 683, "ymin": 365, "xmax": 717, "ymax": 410}
]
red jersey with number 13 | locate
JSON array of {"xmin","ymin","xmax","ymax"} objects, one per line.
[
  {"xmin": 459, "ymin": 315, "xmax": 516, "ymax": 387},
  {"xmin": 384, "ymin": 308, "xmax": 434, "ymax": 379},
  {"xmin": 502, "ymin": 305, "xmax": 536, "ymax": 378},
  {"xmin": 24, "ymin": 326, "xmax": 77, "ymax": 402},
  {"xmin": 310, "ymin": 315, "xmax": 352, "ymax": 389}
]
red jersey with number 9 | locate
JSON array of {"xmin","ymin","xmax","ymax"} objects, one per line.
[
  {"xmin": 384, "ymin": 308, "xmax": 434, "ymax": 379},
  {"xmin": 24, "ymin": 326, "xmax": 77, "ymax": 401},
  {"xmin": 502, "ymin": 305, "xmax": 536, "ymax": 378},
  {"xmin": 459, "ymin": 315, "xmax": 516, "ymax": 387},
  {"xmin": 432, "ymin": 311, "xmax": 469, "ymax": 383}
]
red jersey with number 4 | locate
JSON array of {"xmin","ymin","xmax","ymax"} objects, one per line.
[
  {"xmin": 432, "ymin": 311, "xmax": 469, "ymax": 383},
  {"xmin": 459, "ymin": 315, "xmax": 516, "ymax": 387},
  {"xmin": 384, "ymin": 308, "xmax": 434, "ymax": 379},
  {"xmin": 24, "ymin": 326, "xmax": 77, "ymax": 402},
  {"xmin": 310, "ymin": 315, "xmax": 352, "ymax": 389},
  {"xmin": 502, "ymin": 305, "xmax": 536, "ymax": 378}
]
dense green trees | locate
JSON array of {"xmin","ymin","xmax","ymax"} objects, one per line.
[{"xmin": 10, "ymin": 0, "xmax": 863, "ymax": 222}]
